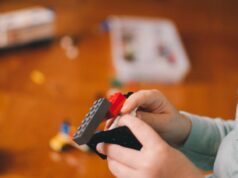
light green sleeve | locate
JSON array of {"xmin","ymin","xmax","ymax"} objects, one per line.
[{"xmin": 179, "ymin": 112, "xmax": 235, "ymax": 171}]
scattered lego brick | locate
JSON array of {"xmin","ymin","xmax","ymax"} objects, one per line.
[
  {"xmin": 65, "ymin": 46, "xmax": 79, "ymax": 60},
  {"xmin": 60, "ymin": 36, "xmax": 74, "ymax": 50},
  {"xmin": 110, "ymin": 78, "xmax": 123, "ymax": 88},
  {"xmin": 30, "ymin": 70, "xmax": 45, "ymax": 85},
  {"xmin": 49, "ymin": 121, "xmax": 91, "ymax": 153},
  {"xmin": 60, "ymin": 35, "xmax": 79, "ymax": 60},
  {"xmin": 49, "ymin": 133, "xmax": 71, "ymax": 152}
]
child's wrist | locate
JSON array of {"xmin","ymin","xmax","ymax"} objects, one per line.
[{"xmin": 177, "ymin": 113, "xmax": 192, "ymax": 145}]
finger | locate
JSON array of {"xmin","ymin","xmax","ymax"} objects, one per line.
[
  {"xmin": 121, "ymin": 90, "xmax": 165, "ymax": 114},
  {"xmin": 104, "ymin": 119, "xmax": 114, "ymax": 130},
  {"xmin": 117, "ymin": 115, "xmax": 167, "ymax": 148},
  {"xmin": 105, "ymin": 116, "xmax": 120, "ymax": 130},
  {"xmin": 107, "ymin": 157, "xmax": 137, "ymax": 178},
  {"xmin": 97, "ymin": 143, "xmax": 141, "ymax": 168}
]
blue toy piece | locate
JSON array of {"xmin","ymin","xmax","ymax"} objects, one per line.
[{"xmin": 60, "ymin": 121, "xmax": 70, "ymax": 134}]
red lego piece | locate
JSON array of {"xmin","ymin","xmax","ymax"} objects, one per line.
[{"xmin": 107, "ymin": 92, "xmax": 126, "ymax": 119}]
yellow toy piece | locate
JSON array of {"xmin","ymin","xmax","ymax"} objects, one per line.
[
  {"xmin": 30, "ymin": 70, "xmax": 45, "ymax": 85},
  {"xmin": 49, "ymin": 133, "xmax": 71, "ymax": 152},
  {"xmin": 49, "ymin": 122, "xmax": 91, "ymax": 152}
]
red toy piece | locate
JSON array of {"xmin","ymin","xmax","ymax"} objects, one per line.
[{"xmin": 107, "ymin": 92, "xmax": 126, "ymax": 118}]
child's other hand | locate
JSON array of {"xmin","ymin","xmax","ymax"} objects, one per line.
[
  {"xmin": 107, "ymin": 90, "xmax": 192, "ymax": 145},
  {"xmin": 98, "ymin": 115, "xmax": 203, "ymax": 178}
]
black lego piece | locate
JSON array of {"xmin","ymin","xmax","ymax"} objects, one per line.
[
  {"xmin": 73, "ymin": 98, "xmax": 112, "ymax": 145},
  {"xmin": 87, "ymin": 126, "xmax": 142, "ymax": 159}
]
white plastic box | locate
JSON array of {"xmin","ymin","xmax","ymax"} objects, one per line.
[
  {"xmin": 0, "ymin": 7, "xmax": 55, "ymax": 49},
  {"xmin": 107, "ymin": 16, "xmax": 190, "ymax": 84}
]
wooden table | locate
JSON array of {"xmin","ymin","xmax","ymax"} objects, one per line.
[{"xmin": 0, "ymin": 1, "xmax": 237, "ymax": 177}]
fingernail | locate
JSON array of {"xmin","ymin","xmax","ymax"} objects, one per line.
[{"xmin": 96, "ymin": 143, "xmax": 104, "ymax": 153}]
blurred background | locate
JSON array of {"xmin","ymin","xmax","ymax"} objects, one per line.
[{"xmin": 0, "ymin": 0, "xmax": 237, "ymax": 178}]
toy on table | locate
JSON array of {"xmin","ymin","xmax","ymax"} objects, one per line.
[
  {"xmin": 104, "ymin": 16, "xmax": 190, "ymax": 83},
  {"xmin": 0, "ymin": 7, "xmax": 55, "ymax": 51},
  {"xmin": 30, "ymin": 70, "xmax": 45, "ymax": 85},
  {"xmin": 49, "ymin": 121, "xmax": 90, "ymax": 152},
  {"xmin": 60, "ymin": 36, "xmax": 79, "ymax": 60},
  {"xmin": 73, "ymin": 92, "xmax": 142, "ymax": 159}
]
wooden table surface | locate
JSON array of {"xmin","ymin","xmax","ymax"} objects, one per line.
[{"xmin": 0, "ymin": 1, "xmax": 238, "ymax": 178}]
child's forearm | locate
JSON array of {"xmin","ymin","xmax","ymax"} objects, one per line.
[{"xmin": 179, "ymin": 112, "xmax": 235, "ymax": 170}]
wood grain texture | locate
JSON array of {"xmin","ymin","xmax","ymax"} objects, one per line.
[{"xmin": 0, "ymin": 1, "xmax": 237, "ymax": 177}]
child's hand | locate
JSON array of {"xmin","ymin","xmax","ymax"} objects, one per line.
[
  {"xmin": 98, "ymin": 115, "xmax": 203, "ymax": 178},
  {"xmin": 107, "ymin": 90, "xmax": 192, "ymax": 145}
]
